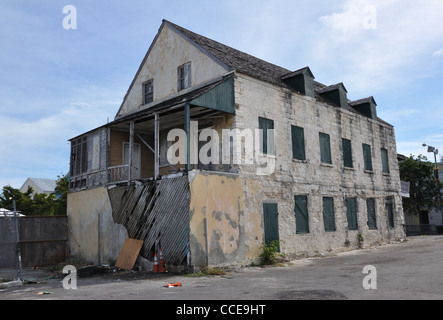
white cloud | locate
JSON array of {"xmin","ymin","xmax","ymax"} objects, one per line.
[
  {"xmin": 313, "ymin": 0, "xmax": 443, "ymax": 94},
  {"xmin": 0, "ymin": 85, "xmax": 121, "ymax": 189},
  {"xmin": 433, "ymin": 48, "xmax": 443, "ymax": 56}
]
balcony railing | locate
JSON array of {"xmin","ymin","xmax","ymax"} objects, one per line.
[{"xmin": 107, "ymin": 165, "xmax": 130, "ymax": 184}]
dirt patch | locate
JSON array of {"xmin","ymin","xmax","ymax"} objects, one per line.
[{"xmin": 275, "ymin": 290, "xmax": 348, "ymax": 300}]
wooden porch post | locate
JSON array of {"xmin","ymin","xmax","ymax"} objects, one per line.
[
  {"xmin": 128, "ymin": 121, "xmax": 134, "ymax": 185},
  {"xmin": 154, "ymin": 113, "xmax": 160, "ymax": 180}
]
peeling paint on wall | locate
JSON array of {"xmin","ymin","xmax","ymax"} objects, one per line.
[{"xmin": 189, "ymin": 170, "xmax": 263, "ymax": 268}]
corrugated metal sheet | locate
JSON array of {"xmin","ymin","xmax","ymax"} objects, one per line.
[{"xmin": 108, "ymin": 176, "xmax": 190, "ymax": 266}]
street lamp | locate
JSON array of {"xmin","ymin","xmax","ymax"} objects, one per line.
[{"xmin": 423, "ymin": 143, "xmax": 440, "ymax": 182}]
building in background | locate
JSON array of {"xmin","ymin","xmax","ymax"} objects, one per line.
[{"xmin": 20, "ymin": 178, "xmax": 57, "ymax": 199}]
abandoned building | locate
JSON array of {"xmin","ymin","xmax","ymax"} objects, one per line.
[{"xmin": 67, "ymin": 20, "xmax": 406, "ymax": 271}]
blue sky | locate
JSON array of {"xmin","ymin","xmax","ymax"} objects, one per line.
[{"xmin": 1, "ymin": 0, "xmax": 443, "ymax": 189}]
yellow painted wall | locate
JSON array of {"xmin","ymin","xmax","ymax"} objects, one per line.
[
  {"xmin": 67, "ymin": 187, "xmax": 128, "ymax": 264},
  {"xmin": 189, "ymin": 170, "xmax": 263, "ymax": 268}
]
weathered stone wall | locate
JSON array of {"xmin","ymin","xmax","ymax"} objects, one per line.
[{"xmin": 231, "ymin": 73, "xmax": 405, "ymax": 259}]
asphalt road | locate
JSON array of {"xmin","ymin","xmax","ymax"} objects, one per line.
[{"xmin": 1, "ymin": 236, "xmax": 443, "ymax": 301}]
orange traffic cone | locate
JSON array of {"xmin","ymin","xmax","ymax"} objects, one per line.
[
  {"xmin": 153, "ymin": 253, "xmax": 159, "ymax": 273},
  {"xmin": 159, "ymin": 248, "xmax": 166, "ymax": 273}
]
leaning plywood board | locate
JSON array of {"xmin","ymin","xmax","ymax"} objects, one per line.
[{"xmin": 115, "ymin": 238, "xmax": 144, "ymax": 270}]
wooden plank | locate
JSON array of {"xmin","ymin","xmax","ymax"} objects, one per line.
[{"xmin": 115, "ymin": 238, "xmax": 144, "ymax": 270}]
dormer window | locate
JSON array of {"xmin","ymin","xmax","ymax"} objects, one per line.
[
  {"xmin": 143, "ymin": 79, "xmax": 154, "ymax": 104},
  {"xmin": 178, "ymin": 62, "xmax": 191, "ymax": 91}
]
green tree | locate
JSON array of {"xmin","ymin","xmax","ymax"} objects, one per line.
[
  {"xmin": 0, "ymin": 185, "xmax": 33, "ymax": 213},
  {"xmin": 53, "ymin": 174, "xmax": 68, "ymax": 216},
  {"xmin": 0, "ymin": 175, "xmax": 68, "ymax": 216},
  {"xmin": 399, "ymin": 155, "xmax": 443, "ymax": 216}
]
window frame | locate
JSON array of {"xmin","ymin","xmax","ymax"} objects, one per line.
[
  {"xmin": 386, "ymin": 198, "xmax": 395, "ymax": 228},
  {"xmin": 381, "ymin": 148, "xmax": 390, "ymax": 174},
  {"xmin": 319, "ymin": 132, "xmax": 332, "ymax": 165},
  {"xmin": 367, "ymin": 198, "xmax": 377, "ymax": 230},
  {"xmin": 342, "ymin": 138, "xmax": 353, "ymax": 168},
  {"xmin": 70, "ymin": 136, "xmax": 88, "ymax": 177},
  {"xmin": 143, "ymin": 79, "xmax": 154, "ymax": 105},
  {"xmin": 291, "ymin": 125, "xmax": 306, "ymax": 161},
  {"xmin": 259, "ymin": 117, "xmax": 275, "ymax": 155},
  {"xmin": 294, "ymin": 195, "xmax": 309, "ymax": 234},
  {"xmin": 362, "ymin": 143, "xmax": 373, "ymax": 171},
  {"xmin": 346, "ymin": 198, "xmax": 358, "ymax": 231},
  {"xmin": 322, "ymin": 197, "xmax": 336, "ymax": 232},
  {"xmin": 178, "ymin": 62, "xmax": 192, "ymax": 91}
]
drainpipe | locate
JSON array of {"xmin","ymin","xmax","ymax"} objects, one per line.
[
  {"xmin": 204, "ymin": 217, "xmax": 209, "ymax": 267},
  {"xmin": 184, "ymin": 103, "xmax": 191, "ymax": 173}
]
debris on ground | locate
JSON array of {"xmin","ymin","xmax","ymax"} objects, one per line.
[
  {"xmin": 77, "ymin": 265, "xmax": 118, "ymax": 278},
  {"xmin": 163, "ymin": 282, "xmax": 182, "ymax": 288}
]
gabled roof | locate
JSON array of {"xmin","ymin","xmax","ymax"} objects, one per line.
[
  {"xmin": 318, "ymin": 82, "xmax": 348, "ymax": 94},
  {"xmin": 164, "ymin": 20, "xmax": 292, "ymax": 88},
  {"xmin": 21, "ymin": 178, "xmax": 57, "ymax": 193},
  {"xmin": 117, "ymin": 20, "xmax": 391, "ymax": 126}
]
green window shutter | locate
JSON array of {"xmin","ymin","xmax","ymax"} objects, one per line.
[
  {"xmin": 342, "ymin": 138, "xmax": 353, "ymax": 168},
  {"xmin": 263, "ymin": 203, "xmax": 279, "ymax": 245},
  {"xmin": 381, "ymin": 148, "xmax": 390, "ymax": 173},
  {"xmin": 346, "ymin": 198, "xmax": 358, "ymax": 230},
  {"xmin": 294, "ymin": 195, "xmax": 309, "ymax": 234},
  {"xmin": 386, "ymin": 199, "xmax": 394, "ymax": 228},
  {"xmin": 291, "ymin": 126, "xmax": 306, "ymax": 160},
  {"xmin": 367, "ymin": 198, "xmax": 377, "ymax": 229},
  {"xmin": 319, "ymin": 133, "xmax": 332, "ymax": 164},
  {"xmin": 323, "ymin": 197, "xmax": 336, "ymax": 232},
  {"xmin": 259, "ymin": 117, "xmax": 274, "ymax": 155},
  {"xmin": 363, "ymin": 144, "xmax": 373, "ymax": 171}
]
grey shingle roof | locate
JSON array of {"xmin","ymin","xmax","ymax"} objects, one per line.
[
  {"xmin": 165, "ymin": 21, "xmax": 392, "ymax": 126},
  {"xmin": 165, "ymin": 20, "xmax": 293, "ymax": 88}
]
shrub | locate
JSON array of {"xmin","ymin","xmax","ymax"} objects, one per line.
[{"xmin": 259, "ymin": 240, "xmax": 281, "ymax": 265}]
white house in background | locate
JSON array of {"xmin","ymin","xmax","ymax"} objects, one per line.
[
  {"xmin": 0, "ymin": 208, "xmax": 25, "ymax": 217},
  {"xmin": 20, "ymin": 178, "xmax": 57, "ymax": 198}
]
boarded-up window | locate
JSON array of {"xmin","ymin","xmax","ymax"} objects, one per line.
[
  {"xmin": 346, "ymin": 198, "xmax": 358, "ymax": 230},
  {"xmin": 263, "ymin": 203, "xmax": 279, "ymax": 245},
  {"xmin": 320, "ymin": 133, "xmax": 332, "ymax": 164},
  {"xmin": 386, "ymin": 198, "xmax": 394, "ymax": 228},
  {"xmin": 294, "ymin": 195, "xmax": 309, "ymax": 234},
  {"xmin": 291, "ymin": 126, "xmax": 306, "ymax": 160},
  {"xmin": 342, "ymin": 138, "xmax": 353, "ymax": 168},
  {"xmin": 363, "ymin": 144, "xmax": 373, "ymax": 171},
  {"xmin": 259, "ymin": 117, "xmax": 275, "ymax": 155},
  {"xmin": 367, "ymin": 198, "xmax": 377, "ymax": 229},
  {"xmin": 178, "ymin": 62, "xmax": 191, "ymax": 91},
  {"xmin": 70, "ymin": 137, "xmax": 88, "ymax": 177},
  {"xmin": 381, "ymin": 148, "xmax": 390, "ymax": 174},
  {"xmin": 323, "ymin": 197, "xmax": 336, "ymax": 232}
]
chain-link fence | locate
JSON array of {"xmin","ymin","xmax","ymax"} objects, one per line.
[{"xmin": 0, "ymin": 212, "xmax": 23, "ymax": 281}]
